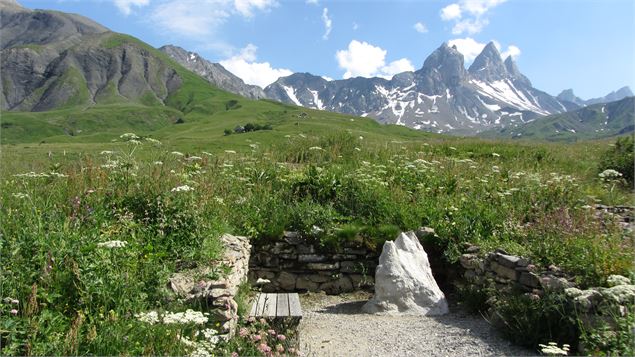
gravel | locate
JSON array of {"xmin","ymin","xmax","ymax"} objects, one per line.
[{"xmin": 299, "ymin": 291, "xmax": 534, "ymax": 357}]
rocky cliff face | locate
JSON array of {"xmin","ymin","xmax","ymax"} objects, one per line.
[
  {"xmin": 264, "ymin": 41, "xmax": 571, "ymax": 134},
  {"xmin": 159, "ymin": 45, "xmax": 266, "ymax": 100},
  {"xmin": 0, "ymin": 0, "xmax": 182, "ymax": 111}
]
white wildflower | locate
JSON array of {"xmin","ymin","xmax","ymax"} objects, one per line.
[
  {"xmin": 298, "ymin": 134, "xmax": 307, "ymax": 138},
  {"xmin": 120, "ymin": 133, "xmax": 140, "ymax": 141},
  {"xmin": 163, "ymin": 309, "xmax": 208, "ymax": 325},
  {"xmin": 171, "ymin": 185, "xmax": 194, "ymax": 192},
  {"xmin": 354, "ymin": 147, "xmax": 361, "ymax": 151},
  {"xmin": 309, "ymin": 146, "xmax": 323, "ymax": 151},
  {"xmin": 598, "ymin": 169, "xmax": 622, "ymax": 181},
  {"xmin": 224, "ymin": 150, "xmax": 236, "ymax": 154},
  {"xmin": 492, "ymin": 152, "xmax": 500, "ymax": 157},
  {"xmin": 202, "ymin": 151, "xmax": 213, "ymax": 156},
  {"xmin": 97, "ymin": 240, "xmax": 128, "ymax": 248},
  {"xmin": 12, "ymin": 193, "xmax": 29, "ymax": 199},
  {"xmin": 449, "ymin": 146, "xmax": 457, "ymax": 150},
  {"xmin": 171, "ymin": 151, "xmax": 184, "ymax": 156},
  {"xmin": 187, "ymin": 156, "xmax": 203, "ymax": 161},
  {"xmin": 539, "ymin": 342, "xmax": 570, "ymax": 356},
  {"xmin": 136, "ymin": 311, "xmax": 160, "ymax": 325},
  {"xmin": 145, "ymin": 137, "xmax": 161, "ymax": 145},
  {"xmin": 100, "ymin": 150, "xmax": 115, "ymax": 155},
  {"xmin": 358, "ymin": 136, "xmax": 364, "ymax": 140},
  {"xmin": 154, "ymin": 161, "xmax": 163, "ymax": 165}
]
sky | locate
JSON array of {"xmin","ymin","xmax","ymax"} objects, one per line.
[{"xmin": 18, "ymin": 0, "xmax": 635, "ymax": 99}]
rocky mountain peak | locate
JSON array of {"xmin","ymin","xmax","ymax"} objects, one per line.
[
  {"xmin": 468, "ymin": 41, "xmax": 507, "ymax": 81},
  {"xmin": 416, "ymin": 42, "xmax": 467, "ymax": 92},
  {"xmin": 504, "ymin": 55, "xmax": 531, "ymax": 86}
]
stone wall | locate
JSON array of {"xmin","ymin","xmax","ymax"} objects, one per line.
[
  {"xmin": 168, "ymin": 234, "xmax": 251, "ymax": 338},
  {"xmin": 459, "ymin": 246, "xmax": 635, "ymax": 352},
  {"xmin": 249, "ymin": 232, "xmax": 378, "ymax": 294}
]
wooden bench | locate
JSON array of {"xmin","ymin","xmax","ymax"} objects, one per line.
[{"xmin": 249, "ymin": 293, "xmax": 302, "ymax": 322}]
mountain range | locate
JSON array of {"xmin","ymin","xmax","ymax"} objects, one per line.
[
  {"xmin": 1, "ymin": 0, "xmax": 632, "ymax": 142},
  {"xmin": 557, "ymin": 86, "xmax": 633, "ymax": 107}
]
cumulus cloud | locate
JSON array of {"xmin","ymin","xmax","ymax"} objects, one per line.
[
  {"xmin": 220, "ymin": 44, "xmax": 292, "ymax": 88},
  {"xmin": 234, "ymin": 0, "xmax": 276, "ymax": 17},
  {"xmin": 335, "ymin": 40, "xmax": 414, "ymax": 79},
  {"xmin": 113, "ymin": 0, "xmax": 150, "ymax": 15},
  {"xmin": 440, "ymin": 0, "xmax": 506, "ymax": 35},
  {"xmin": 448, "ymin": 37, "xmax": 520, "ymax": 64},
  {"xmin": 322, "ymin": 8, "xmax": 332, "ymax": 40},
  {"xmin": 413, "ymin": 22, "xmax": 428, "ymax": 33},
  {"xmin": 440, "ymin": 3, "xmax": 461, "ymax": 20}
]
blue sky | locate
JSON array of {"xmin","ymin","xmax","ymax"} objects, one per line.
[{"xmin": 20, "ymin": 0, "xmax": 635, "ymax": 98}]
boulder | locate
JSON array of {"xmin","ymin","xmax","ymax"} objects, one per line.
[{"xmin": 363, "ymin": 231, "xmax": 448, "ymax": 316}]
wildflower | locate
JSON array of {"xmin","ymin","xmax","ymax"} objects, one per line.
[
  {"xmin": 298, "ymin": 134, "xmax": 307, "ymax": 138},
  {"xmin": 153, "ymin": 161, "xmax": 163, "ymax": 165},
  {"xmin": 449, "ymin": 146, "xmax": 456, "ymax": 150},
  {"xmin": 97, "ymin": 240, "xmax": 128, "ymax": 249},
  {"xmin": 100, "ymin": 150, "xmax": 115, "ymax": 155},
  {"xmin": 358, "ymin": 136, "xmax": 364, "ymax": 140},
  {"xmin": 12, "ymin": 193, "xmax": 29, "ymax": 199},
  {"xmin": 354, "ymin": 147, "xmax": 361, "ymax": 151},
  {"xmin": 214, "ymin": 197, "xmax": 224, "ymax": 205},
  {"xmin": 492, "ymin": 152, "xmax": 500, "ymax": 157},
  {"xmin": 277, "ymin": 334, "xmax": 286, "ymax": 341},
  {"xmin": 252, "ymin": 334, "xmax": 262, "ymax": 342},
  {"xmin": 257, "ymin": 343, "xmax": 271, "ymax": 354},
  {"xmin": 171, "ymin": 185, "xmax": 194, "ymax": 192},
  {"xmin": 163, "ymin": 309, "xmax": 208, "ymax": 325},
  {"xmin": 267, "ymin": 329, "xmax": 276, "ymax": 336},
  {"xmin": 171, "ymin": 151, "xmax": 184, "ymax": 156},
  {"xmin": 276, "ymin": 344, "xmax": 285, "ymax": 353},
  {"xmin": 187, "ymin": 156, "xmax": 203, "ymax": 161},
  {"xmin": 538, "ymin": 342, "xmax": 570, "ymax": 356},
  {"xmin": 201, "ymin": 328, "xmax": 217, "ymax": 339},
  {"xmin": 239, "ymin": 327, "xmax": 249, "ymax": 337},
  {"xmin": 598, "ymin": 169, "xmax": 622, "ymax": 181},
  {"xmin": 135, "ymin": 311, "xmax": 160, "ymax": 324},
  {"xmin": 10, "ymin": 309, "xmax": 18, "ymax": 316},
  {"xmin": 224, "ymin": 150, "xmax": 237, "ymax": 154},
  {"xmin": 202, "ymin": 151, "xmax": 213, "ymax": 156},
  {"xmin": 231, "ymin": 352, "xmax": 239, "ymax": 357},
  {"xmin": 309, "ymin": 146, "xmax": 323, "ymax": 151},
  {"xmin": 145, "ymin": 137, "xmax": 161, "ymax": 145},
  {"xmin": 120, "ymin": 133, "xmax": 140, "ymax": 141}
]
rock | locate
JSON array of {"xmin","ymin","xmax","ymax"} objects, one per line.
[
  {"xmin": 465, "ymin": 245, "xmax": 480, "ymax": 253},
  {"xmin": 306, "ymin": 262, "xmax": 339, "ymax": 270},
  {"xmin": 491, "ymin": 261, "xmax": 518, "ymax": 281},
  {"xmin": 340, "ymin": 261, "xmax": 362, "ymax": 273},
  {"xmin": 298, "ymin": 254, "xmax": 328, "ymax": 263},
  {"xmin": 496, "ymin": 253, "xmax": 520, "ymax": 268},
  {"xmin": 363, "ymin": 231, "xmax": 448, "ymax": 316},
  {"xmin": 519, "ymin": 272, "xmax": 541, "ymax": 289},
  {"xmin": 320, "ymin": 276, "xmax": 353, "ymax": 294},
  {"xmin": 350, "ymin": 274, "xmax": 374, "ymax": 288},
  {"xmin": 607, "ymin": 275, "xmax": 631, "ymax": 287},
  {"xmin": 459, "ymin": 253, "xmax": 479, "ymax": 270},
  {"xmin": 277, "ymin": 272, "xmax": 297, "ymax": 291},
  {"xmin": 343, "ymin": 247, "xmax": 367, "ymax": 255},
  {"xmin": 540, "ymin": 276, "xmax": 573, "ymax": 291},
  {"xmin": 296, "ymin": 277, "xmax": 319, "ymax": 291},
  {"xmin": 415, "ymin": 226, "xmax": 436, "ymax": 240},
  {"xmin": 307, "ymin": 273, "xmax": 333, "ymax": 283}
]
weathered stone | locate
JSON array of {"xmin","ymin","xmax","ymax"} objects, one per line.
[
  {"xmin": 209, "ymin": 308, "xmax": 233, "ymax": 322},
  {"xmin": 540, "ymin": 276, "xmax": 573, "ymax": 291},
  {"xmin": 519, "ymin": 272, "xmax": 541, "ymax": 288},
  {"xmin": 272, "ymin": 242, "xmax": 294, "ymax": 254},
  {"xmin": 343, "ymin": 247, "xmax": 368, "ymax": 255},
  {"xmin": 277, "ymin": 271, "xmax": 297, "ymax": 291},
  {"xmin": 320, "ymin": 276, "xmax": 353, "ymax": 294},
  {"xmin": 459, "ymin": 253, "xmax": 479, "ymax": 270},
  {"xmin": 466, "ymin": 245, "xmax": 480, "ymax": 253},
  {"xmin": 307, "ymin": 273, "xmax": 333, "ymax": 283},
  {"xmin": 340, "ymin": 261, "xmax": 362, "ymax": 273},
  {"xmin": 254, "ymin": 270, "xmax": 275, "ymax": 279},
  {"xmin": 415, "ymin": 226, "xmax": 436, "ymax": 240},
  {"xmin": 363, "ymin": 231, "xmax": 448, "ymax": 316},
  {"xmin": 464, "ymin": 270, "xmax": 477, "ymax": 281},
  {"xmin": 333, "ymin": 254, "xmax": 358, "ymax": 260},
  {"xmin": 496, "ymin": 253, "xmax": 520, "ymax": 268},
  {"xmin": 516, "ymin": 258, "xmax": 530, "ymax": 267},
  {"xmin": 298, "ymin": 254, "xmax": 328, "ymax": 263},
  {"xmin": 279, "ymin": 253, "xmax": 298, "ymax": 260},
  {"xmin": 491, "ymin": 261, "xmax": 518, "ymax": 281},
  {"xmin": 296, "ymin": 276, "xmax": 319, "ymax": 291},
  {"xmin": 306, "ymin": 262, "xmax": 339, "ymax": 270},
  {"xmin": 297, "ymin": 244, "xmax": 316, "ymax": 254}
]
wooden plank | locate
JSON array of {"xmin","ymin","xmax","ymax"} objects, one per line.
[
  {"xmin": 288, "ymin": 293, "xmax": 302, "ymax": 317},
  {"xmin": 276, "ymin": 293, "xmax": 290, "ymax": 317},
  {"xmin": 262, "ymin": 293, "xmax": 277, "ymax": 317}
]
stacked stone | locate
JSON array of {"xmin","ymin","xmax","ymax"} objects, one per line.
[
  {"xmin": 249, "ymin": 231, "xmax": 378, "ymax": 294},
  {"xmin": 168, "ymin": 234, "xmax": 251, "ymax": 339}
]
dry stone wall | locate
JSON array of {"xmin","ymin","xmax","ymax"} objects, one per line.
[
  {"xmin": 168, "ymin": 234, "xmax": 251, "ymax": 338},
  {"xmin": 249, "ymin": 232, "xmax": 378, "ymax": 294}
]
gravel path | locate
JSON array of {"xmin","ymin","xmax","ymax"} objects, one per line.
[{"xmin": 298, "ymin": 292, "xmax": 534, "ymax": 357}]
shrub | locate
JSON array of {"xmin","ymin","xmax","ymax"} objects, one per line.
[{"xmin": 599, "ymin": 136, "xmax": 634, "ymax": 187}]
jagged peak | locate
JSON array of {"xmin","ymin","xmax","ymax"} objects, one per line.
[{"xmin": 468, "ymin": 41, "xmax": 506, "ymax": 78}]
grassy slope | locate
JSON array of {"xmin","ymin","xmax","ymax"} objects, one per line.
[{"xmin": 482, "ymin": 97, "xmax": 635, "ymax": 142}]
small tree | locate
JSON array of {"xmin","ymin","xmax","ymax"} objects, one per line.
[
  {"xmin": 599, "ymin": 136, "xmax": 634, "ymax": 187},
  {"xmin": 223, "ymin": 129, "xmax": 232, "ymax": 136}
]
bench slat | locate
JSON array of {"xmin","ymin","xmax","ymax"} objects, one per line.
[
  {"xmin": 249, "ymin": 294, "xmax": 260, "ymax": 316},
  {"xmin": 263, "ymin": 293, "xmax": 277, "ymax": 317},
  {"xmin": 288, "ymin": 293, "xmax": 302, "ymax": 317},
  {"xmin": 276, "ymin": 293, "xmax": 290, "ymax": 317}
]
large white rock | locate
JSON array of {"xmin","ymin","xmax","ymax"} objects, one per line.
[{"xmin": 363, "ymin": 231, "xmax": 449, "ymax": 315}]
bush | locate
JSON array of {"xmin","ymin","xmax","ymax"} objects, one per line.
[{"xmin": 599, "ymin": 136, "xmax": 634, "ymax": 187}]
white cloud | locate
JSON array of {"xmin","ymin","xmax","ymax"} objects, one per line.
[
  {"xmin": 322, "ymin": 76, "xmax": 334, "ymax": 81},
  {"xmin": 113, "ymin": 0, "xmax": 150, "ymax": 15},
  {"xmin": 501, "ymin": 45, "xmax": 521, "ymax": 60},
  {"xmin": 234, "ymin": 0, "xmax": 276, "ymax": 17},
  {"xmin": 352, "ymin": 22, "xmax": 359, "ymax": 31},
  {"xmin": 448, "ymin": 37, "xmax": 521, "ymax": 64},
  {"xmin": 150, "ymin": 0, "xmax": 276, "ymax": 41},
  {"xmin": 440, "ymin": 0, "xmax": 506, "ymax": 35},
  {"xmin": 413, "ymin": 22, "xmax": 428, "ymax": 33},
  {"xmin": 440, "ymin": 4, "xmax": 462, "ymax": 21},
  {"xmin": 306, "ymin": 0, "xmax": 319, "ymax": 4},
  {"xmin": 220, "ymin": 44, "xmax": 293, "ymax": 88},
  {"xmin": 322, "ymin": 8, "xmax": 332, "ymax": 40},
  {"xmin": 335, "ymin": 40, "xmax": 414, "ymax": 79}
]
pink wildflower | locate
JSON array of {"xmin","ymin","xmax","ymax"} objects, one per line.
[
  {"xmin": 277, "ymin": 334, "xmax": 286, "ymax": 341},
  {"xmin": 252, "ymin": 334, "xmax": 262, "ymax": 342},
  {"xmin": 10, "ymin": 309, "xmax": 18, "ymax": 316},
  {"xmin": 231, "ymin": 352, "xmax": 239, "ymax": 357},
  {"xmin": 257, "ymin": 343, "xmax": 271, "ymax": 353},
  {"xmin": 267, "ymin": 329, "xmax": 276, "ymax": 336},
  {"xmin": 276, "ymin": 344, "xmax": 284, "ymax": 353}
]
